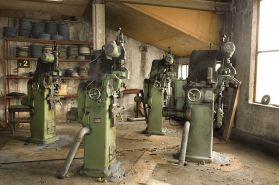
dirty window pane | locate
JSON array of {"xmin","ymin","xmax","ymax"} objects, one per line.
[
  {"xmin": 182, "ymin": 65, "xmax": 188, "ymax": 79},
  {"xmin": 178, "ymin": 65, "xmax": 188, "ymax": 79},
  {"xmin": 258, "ymin": 0, "xmax": 279, "ymax": 51},
  {"xmin": 256, "ymin": 52, "xmax": 279, "ymax": 105},
  {"xmin": 216, "ymin": 63, "xmax": 221, "ymax": 71}
]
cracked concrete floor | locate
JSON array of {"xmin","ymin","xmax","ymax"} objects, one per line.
[{"xmin": 0, "ymin": 119, "xmax": 278, "ymax": 185}]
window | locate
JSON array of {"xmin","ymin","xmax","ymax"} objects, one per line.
[
  {"xmin": 178, "ymin": 64, "xmax": 189, "ymax": 79},
  {"xmin": 177, "ymin": 63, "xmax": 221, "ymax": 80},
  {"xmin": 255, "ymin": 0, "xmax": 279, "ymax": 105}
]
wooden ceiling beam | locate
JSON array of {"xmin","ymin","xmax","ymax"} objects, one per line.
[{"xmin": 105, "ymin": 0, "xmax": 230, "ymax": 12}]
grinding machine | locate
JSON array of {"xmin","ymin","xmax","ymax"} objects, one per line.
[
  {"xmin": 134, "ymin": 47, "xmax": 176, "ymax": 135},
  {"xmin": 21, "ymin": 42, "xmax": 62, "ymax": 144},
  {"xmin": 163, "ymin": 35, "xmax": 241, "ymax": 163},
  {"xmin": 60, "ymin": 28, "xmax": 129, "ymax": 178}
]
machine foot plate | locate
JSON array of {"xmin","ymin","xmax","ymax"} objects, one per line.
[
  {"xmin": 28, "ymin": 135, "xmax": 59, "ymax": 144},
  {"xmin": 80, "ymin": 167, "xmax": 111, "ymax": 178},
  {"xmin": 186, "ymin": 155, "xmax": 213, "ymax": 163},
  {"xmin": 146, "ymin": 128, "xmax": 166, "ymax": 135}
]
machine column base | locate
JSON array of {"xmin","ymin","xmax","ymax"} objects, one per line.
[
  {"xmin": 80, "ymin": 160, "xmax": 121, "ymax": 178},
  {"xmin": 80, "ymin": 167, "xmax": 111, "ymax": 178},
  {"xmin": 145, "ymin": 128, "xmax": 166, "ymax": 135},
  {"xmin": 186, "ymin": 155, "xmax": 213, "ymax": 163},
  {"xmin": 28, "ymin": 135, "xmax": 59, "ymax": 144}
]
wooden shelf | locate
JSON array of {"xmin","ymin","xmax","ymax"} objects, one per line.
[
  {"xmin": 61, "ymin": 77, "xmax": 87, "ymax": 80},
  {"xmin": 60, "ymin": 59, "xmax": 91, "ymax": 62},
  {"xmin": 5, "ymin": 96, "xmax": 25, "ymax": 99},
  {"xmin": 5, "ymin": 57, "xmax": 91, "ymax": 62},
  {"xmin": 3, "ymin": 37, "xmax": 89, "ymax": 128},
  {"xmin": 3, "ymin": 37, "xmax": 92, "ymax": 45},
  {"xmin": 6, "ymin": 76, "xmax": 32, "ymax": 79},
  {"xmin": 6, "ymin": 76, "xmax": 87, "ymax": 80},
  {"xmin": 59, "ymin": 95, "xmax": 77, "ymax": 98},
  {"xmin": 6, "ymin": 95, "xmax": 77, "ymax": 99},
  {"xmin": 123, "ymin": 89, "xmax": 141, "ymax": 94}
]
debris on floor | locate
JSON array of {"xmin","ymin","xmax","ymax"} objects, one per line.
[
  {"xmin": 208, "ymin": 152, "xmax": 243, "ymax": 172},
  {"xmin": 212, "ymin": 151, "xmax": 231, "ymax": 164},
  {"xmin": 35, "ymin": 135, "xmax": 74, "ymax": 151},
  {"xmin": 119, "ymin": 151, "xmax": 157, "ymax": 185},
  {"xmin": 123, "ymin": 133, "xmax": 178, "ymax": 141},
  {"xmin": 105, "ymin": 161, "xmax": 126, "ymax": 182}
]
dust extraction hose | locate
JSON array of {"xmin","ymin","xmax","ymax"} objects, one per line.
[
  {"xmin": 59, "ymin": 126, "xmax": 90, "ymax": 179},
  {"xmin": 179, "ymin": 121, "xmax": 190, "ymax": 165}
]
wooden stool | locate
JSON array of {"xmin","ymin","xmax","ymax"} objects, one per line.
[{"xmin": 8, "ymin": 105, "xmax": 31, "ymax": 134}]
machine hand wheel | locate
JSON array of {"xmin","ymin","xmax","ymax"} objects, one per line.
[
  {"xmin": 88, "ymin": 88, "xmax": 101, "ymax": 100},
  {"xmin": 187, "ymin": 88, "xmax": 201, "ymax": 102},
  {"xmin": 32, "ymin": 82, "xmax": 40, "ymax": 91},
  {"xmin": 153, "ymin": 81, "xmax": 161, "ymax": 89}
]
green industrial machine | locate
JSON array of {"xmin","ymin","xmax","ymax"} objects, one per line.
[
  {"xmin": 21, "ymin": 43, "xmax": 62, "ymax": 144},
  {"xmin": 163, "ymin": 35, "xmax": 241, "ymax": 163},
  {"xmin": 134, "ymin": 47, "xmax": 176, "ymax": 135},
  {"xmin": 61, "ymin": 28, "xmax": 129, "ymax": 178}
]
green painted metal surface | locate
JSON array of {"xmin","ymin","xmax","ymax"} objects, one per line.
[
  {"xmin": 146, "ymin": 85, "xmax": 165, "ymax": 135},
  {"xmin": 66, "ymin": 29, "xmax": 129, "ymax": 177},
  {"xmin": 186, "ymin": 89, "xmax": 214, "ymax": 163},
  {"xmin": 27, "ymin": 86, "xmax": 59, "ymax": 144},
  {"xmin": 163, "ymin": 36, "xmax": 241, "ymax": 163},
  {"xmin": 21, "ymin": 43, "xmax": 61, "ymax": 144},
  {"xmin": 135, "ymin": 48, "xmax": 176, "ymax": 135}
]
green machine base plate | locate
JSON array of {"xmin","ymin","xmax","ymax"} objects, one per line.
[
  {"xmin": 80, "ymin": 161, "xmax": 122, "ymax": 178},
  {"xmin": 145, "ymin": 128, "xmax": 166, "ymax": 135},
  {"xmin": 186, "ymin": 155, "xmax": 213, "ymax": 163},
  {"xmin": 28, "ymin": 135, "xmax": 59, "ymax": 144},
  {"xmin": 80, "ymin": 167, "xmax": 111, "ymax": 178}
]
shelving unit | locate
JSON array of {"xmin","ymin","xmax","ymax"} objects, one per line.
[{"xmin": 2, "ymin": 37, "xmax": 92, "ymax": 127}]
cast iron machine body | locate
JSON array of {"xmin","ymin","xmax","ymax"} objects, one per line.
[
  {"xmin": 134, "ymin": 48, "xmax": 176, "ymax": 135},
  {"xmin": 21, "ymin": 43, "xmax": 62, "ymax": 144},
  {"xmin": 65, "ymin": 28, "xmax": 129, "ymax": 177},
  {"xmin": 163, "ymin": 36, "xmax": 241, "ymax": 163}
]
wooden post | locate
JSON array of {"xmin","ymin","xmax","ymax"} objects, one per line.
[{"xmin": 223, "ymin": 84, "xmax": 241, "ymax": 142}]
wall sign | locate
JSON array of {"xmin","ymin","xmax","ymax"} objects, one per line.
[{"xmin": 17, "ymin": 60, "xmax": 30, "ymax": 68}]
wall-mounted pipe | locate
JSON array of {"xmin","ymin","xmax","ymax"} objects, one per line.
[
  {"xmin": 59, "ymin": 126, "xmax": 90, "ymax": 179},
  {"xmin": 179, "ymin": 121, "xmax": 190, "ymax": 165}
]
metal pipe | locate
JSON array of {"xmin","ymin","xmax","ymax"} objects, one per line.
[
  {"xmin": 179, "ymin": 121, "xmax": 190, "ymax": 165},
  {"xmin": 59, "ymin": 126, "xmax": 90, "ymax": 179},
  {"xmin": 127, "ymin": 117, "xmax": 145, "ymax": 121}
]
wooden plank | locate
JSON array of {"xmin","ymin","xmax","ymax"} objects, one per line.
[
  {"xmin": 106, "ymin": 0, "xmax": 230, "ymax": 12},
  {"xmin": 6, "ymin": 95, "xmax": 78, "ymax": 98},
  {"xmin": 119, "ymin": 151, "xmax": 157, "ymax": 185},
  {"xmin": 123, "ymin": 89, "xmax": 141, "ymax": 94},
  {"xmin": 4, "ymin": 37, "xmax": 92, "ymax": 45},
  {"xmin": 6, "ymin": 57, "xmax": 91, "ymax": 62},
  {"xmin": 147, "ymin": 179, "xmax": 171, "ymax": 185},
  {"xmin": 223, "ymin": 85, "xmax": 241, "ymax": 142},
  {"xmin": 6, "ymin": 76, "xmax": 87, "ymax": 80},
  {"xmin": 123, "ymin": 133, "xmax": 177, "ymax": 141},
  {"xmin": 6, "ymin": 76, "xmax": 32, "ymax": 79}
]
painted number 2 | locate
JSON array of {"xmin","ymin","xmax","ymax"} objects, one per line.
[
  {"xmin": 17, "ymin": 60, "xmax": 30, "ymax": 68},
  {"xmin": 19, "ymin": 60, "xmax": 28, "ymax": 66}
]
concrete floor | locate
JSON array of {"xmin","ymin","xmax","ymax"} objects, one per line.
[{"xmin": 0, "ymin": 120, "xmax": 278, "ymax": 185}]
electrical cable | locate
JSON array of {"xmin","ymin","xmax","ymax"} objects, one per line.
[{"xmin": 86, "ymin": 51, "xmax": 104, "ymax": 67}]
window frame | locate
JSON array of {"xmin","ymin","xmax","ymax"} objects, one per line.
[{"xmin": 254, "ymin": 0, "xmax": 279, "ymax": 107}]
